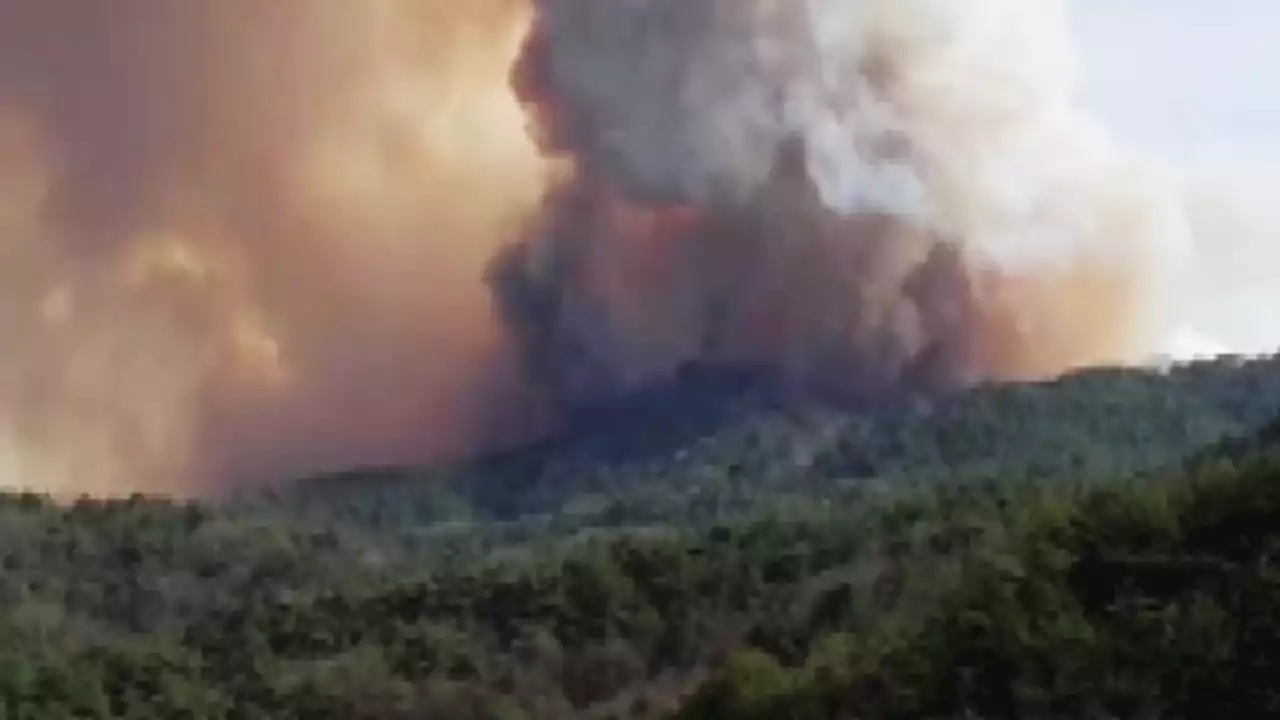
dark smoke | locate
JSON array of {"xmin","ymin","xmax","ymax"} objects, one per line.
[
  {"xmin": 490, "ymin": 0, "xmax": 1186, "ymax": 412},
  {"xmin": 490, "ymin": 148, "xmax": 987, "ymax": 410}
]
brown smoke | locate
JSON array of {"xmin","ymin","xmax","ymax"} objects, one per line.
[
  {"xmin": 0, "ymin": 0, "xmax": 547, "ymax": 495},
  {"xmin": 0, "ymin": 0, "xmax": 1232, "ymax": 497}
]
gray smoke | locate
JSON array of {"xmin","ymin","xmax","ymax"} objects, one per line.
[{"xmin": 493, "ymin": 0, "xmax": 1193, "ymax": 411}]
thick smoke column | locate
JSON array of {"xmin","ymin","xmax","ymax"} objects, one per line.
[
  {"xmin": 0, "ymin": 0, "xmax": 1256, "ymax": 496},
  {"xmin": 495, "ymin": 0, "xmax": 1193, "ymax": 408}
]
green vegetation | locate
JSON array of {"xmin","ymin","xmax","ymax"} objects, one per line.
[{"xmin": 4, "ymin": 355, "xmax": 1280, "ymax": 718}]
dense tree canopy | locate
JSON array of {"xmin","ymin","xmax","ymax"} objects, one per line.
[{"xmin": 4, "ymin": 354, "xmax": 1280, "ymax": 718}]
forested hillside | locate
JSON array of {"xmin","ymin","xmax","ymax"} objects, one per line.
[
  {"xmin": 259, "ymin": 355, "xmax": 1280, "ymax": 543},
  {"xmin": 4, "ymin": 355, "xmax": 1280, "ymax": 718}
]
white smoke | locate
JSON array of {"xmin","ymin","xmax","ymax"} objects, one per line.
[{"xmin": 530, "ymin": 0, "xmax": 1195, "ymax": 261}]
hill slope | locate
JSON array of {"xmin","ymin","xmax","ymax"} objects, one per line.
[
  {"xmin": 262, "ymin": 355, "xmax": 1280, "ymax": 539},
  {"xmin": 5, "ymin": 354, "xmax": 1280, "ymax": 718}
]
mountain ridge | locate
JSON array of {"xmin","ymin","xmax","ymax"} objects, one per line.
[{"xmin": 260, "ymin": 354, "xmax": 1280, "ymax": 534}]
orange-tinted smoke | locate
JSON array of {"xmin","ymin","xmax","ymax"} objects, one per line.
[{"xmin": 0, "ymin": 0, "xmax": 548, "ymax": 496}]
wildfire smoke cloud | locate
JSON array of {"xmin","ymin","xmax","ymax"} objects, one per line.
[{"xmin": 0, "ymin": 0, "xmax": 1252, "ymax": 496}]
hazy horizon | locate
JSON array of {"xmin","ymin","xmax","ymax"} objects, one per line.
[{"xmin": 1072, "ymin": 1, "xmax": 1279, "ymax": 356}]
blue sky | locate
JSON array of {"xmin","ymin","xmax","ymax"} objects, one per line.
[
  {"xmin": 1071, "ymin": 0, "xmax": 1277, "ymax": 183},
  {"xmin": 1070, "ymin": 1, "xmax": 1279, "ymax": 355}
]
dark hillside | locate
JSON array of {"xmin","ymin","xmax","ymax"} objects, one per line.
[{"xmin": 263, "ymin": 355, "xmax": 1280, "ymax": 538}]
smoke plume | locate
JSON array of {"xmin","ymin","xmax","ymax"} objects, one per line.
[{"xmin": 0, "ymin": 0, "xmax": 1262, "ymax": 496}]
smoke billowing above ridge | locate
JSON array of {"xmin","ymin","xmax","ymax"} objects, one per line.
[
  {"xmin": 498, "ymin": 0, "xmax": 1191, "ymax": 408},
  {"xmin": 0, "ymin": 0, "xmax": 1262, "ymax": 496}
]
